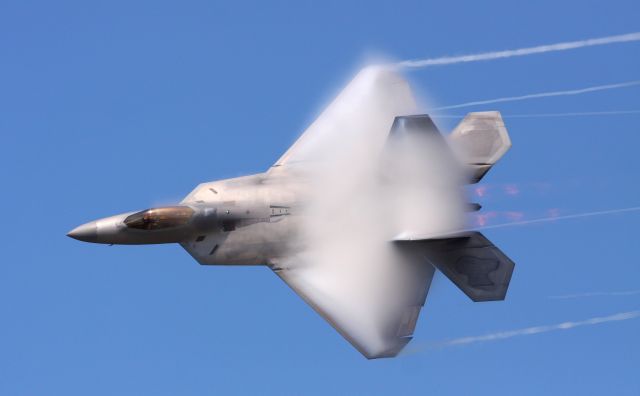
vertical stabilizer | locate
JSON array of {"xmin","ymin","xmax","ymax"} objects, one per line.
[{"xmin": 448, "ymin": 111, "xmax": 511, "ymax": 183}]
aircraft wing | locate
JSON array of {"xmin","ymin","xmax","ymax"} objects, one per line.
[
  {"xmin": 271, "ymin": 244, "xmax": 435, "ymax": 359},
  {"xmin": 270, "ymin": 66, "xmax": 418, "ymax": 170}
]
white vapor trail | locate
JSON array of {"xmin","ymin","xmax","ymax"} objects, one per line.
[
  {"xmin": 496, "ymin": 110, "xmax": 640, "ymax": 118},
  {"xmin": 395, "ymin": 206, "xmax": 640, "ymax": 242},
  {"xmin": 434, "ymin": 81, "xmax": 640, "ymax": 110},
  {"xmin": 432, "ymin": 110, "xmax": 640, "ymax": 119},
  {"xmin": 405, "ymin": 311, "xmax": 640, "ymax": 352},
  {"xmin": 550, "ymin": 290, "xmax": 640, "ymax": 299},
  {"xmin": 476, "ymin": 206, "xmax": 640, "ymax": 231},
  {"xmin": 397, "ymin": 32, "xmax": 640, "ymax": 68}
]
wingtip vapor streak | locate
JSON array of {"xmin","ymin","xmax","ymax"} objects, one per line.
[{"xmin": 68, "ymin": 66, "xmax": 514, "ymax": 359}]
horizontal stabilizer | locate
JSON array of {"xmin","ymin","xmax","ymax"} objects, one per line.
[{"xmin": 395, "ymin": 232, "xmax": 515, "ymax": 302}]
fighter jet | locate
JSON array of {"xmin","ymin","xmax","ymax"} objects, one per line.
[{"xmin": 68, "ymin": 66, "xmax": 514, "ymax": 359}]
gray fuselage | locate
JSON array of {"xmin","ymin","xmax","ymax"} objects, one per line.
[{"xmin": 67, "ymin": 170, "xmax": 308, "ymax": 266}]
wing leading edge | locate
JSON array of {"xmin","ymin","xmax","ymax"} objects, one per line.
[{"xmin": 270, "ymin": 66, "xmax": 418, "ymax": 170}]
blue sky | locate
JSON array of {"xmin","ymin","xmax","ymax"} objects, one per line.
[{"xmin": 1, "ymin": 1, "xmax": 639, "ymax": 395}]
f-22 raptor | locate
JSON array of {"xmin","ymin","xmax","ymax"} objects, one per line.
[{"xmin": 69, "ymin": 67, "xmax": 514, "ymax": 359}]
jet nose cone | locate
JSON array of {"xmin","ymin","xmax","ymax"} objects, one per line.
[{"xmin": 67, "ymin": 221, "xmax": 98, "ymax": 243}]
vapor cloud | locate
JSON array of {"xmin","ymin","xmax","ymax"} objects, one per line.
[
  {"xmin": 282, "ymin": 67, "xmax": 466, "ymax": 356},
  {"xmin": 433, "ymin": 81, "xmax": 640, "ymax": 110},
  {"xmin": 404, "ymin": 310, "xmax": 640, "ymax": 353},
  {"xmin": 396, "ymin": 32, "xmax": 640, "ymax": 68}
]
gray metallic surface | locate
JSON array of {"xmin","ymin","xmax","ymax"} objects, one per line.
[
  {"xmin": 449, "ymin": 111, "xmax": 511, "ymax": 184},
  {"xmin": 67, "ymin": 221, "xmax": 98, "ymax": 243},
  {"xmin": 396, "ymin": 232, "xmax": 515, "ymax": 302}
]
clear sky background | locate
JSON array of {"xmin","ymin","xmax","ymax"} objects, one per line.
[{"xmin": 1, "ymin": 1, "xmax": 639, "ymax": 395}]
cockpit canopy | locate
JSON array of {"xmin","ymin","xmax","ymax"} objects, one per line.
[{"xmin": 124, "ymin": 206, "xmax": 194, "ymax": 231}]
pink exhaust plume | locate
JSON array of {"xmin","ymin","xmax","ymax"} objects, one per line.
[
  {"xmin": 504, "ymin": 184, "xmax": 520, "ymax": 196},
  {"xmin": 475, "ymin": 211, "xmax": 498, "ymax": 227},
  {"xmin": 547, "ymin": 208, "xmax": 561, "ymax": 218},
  {"xmin": 474, "ymin": 185, "xmax": 488, "ymax": 198},
  {"xmin": 505, "ymin": 211, "xmax": 525, "ymax": 221}
]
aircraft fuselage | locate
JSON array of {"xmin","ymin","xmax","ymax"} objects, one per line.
[{"xmin": 68, "ymin": 171, "xmax": 305, "ymax": 266}]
